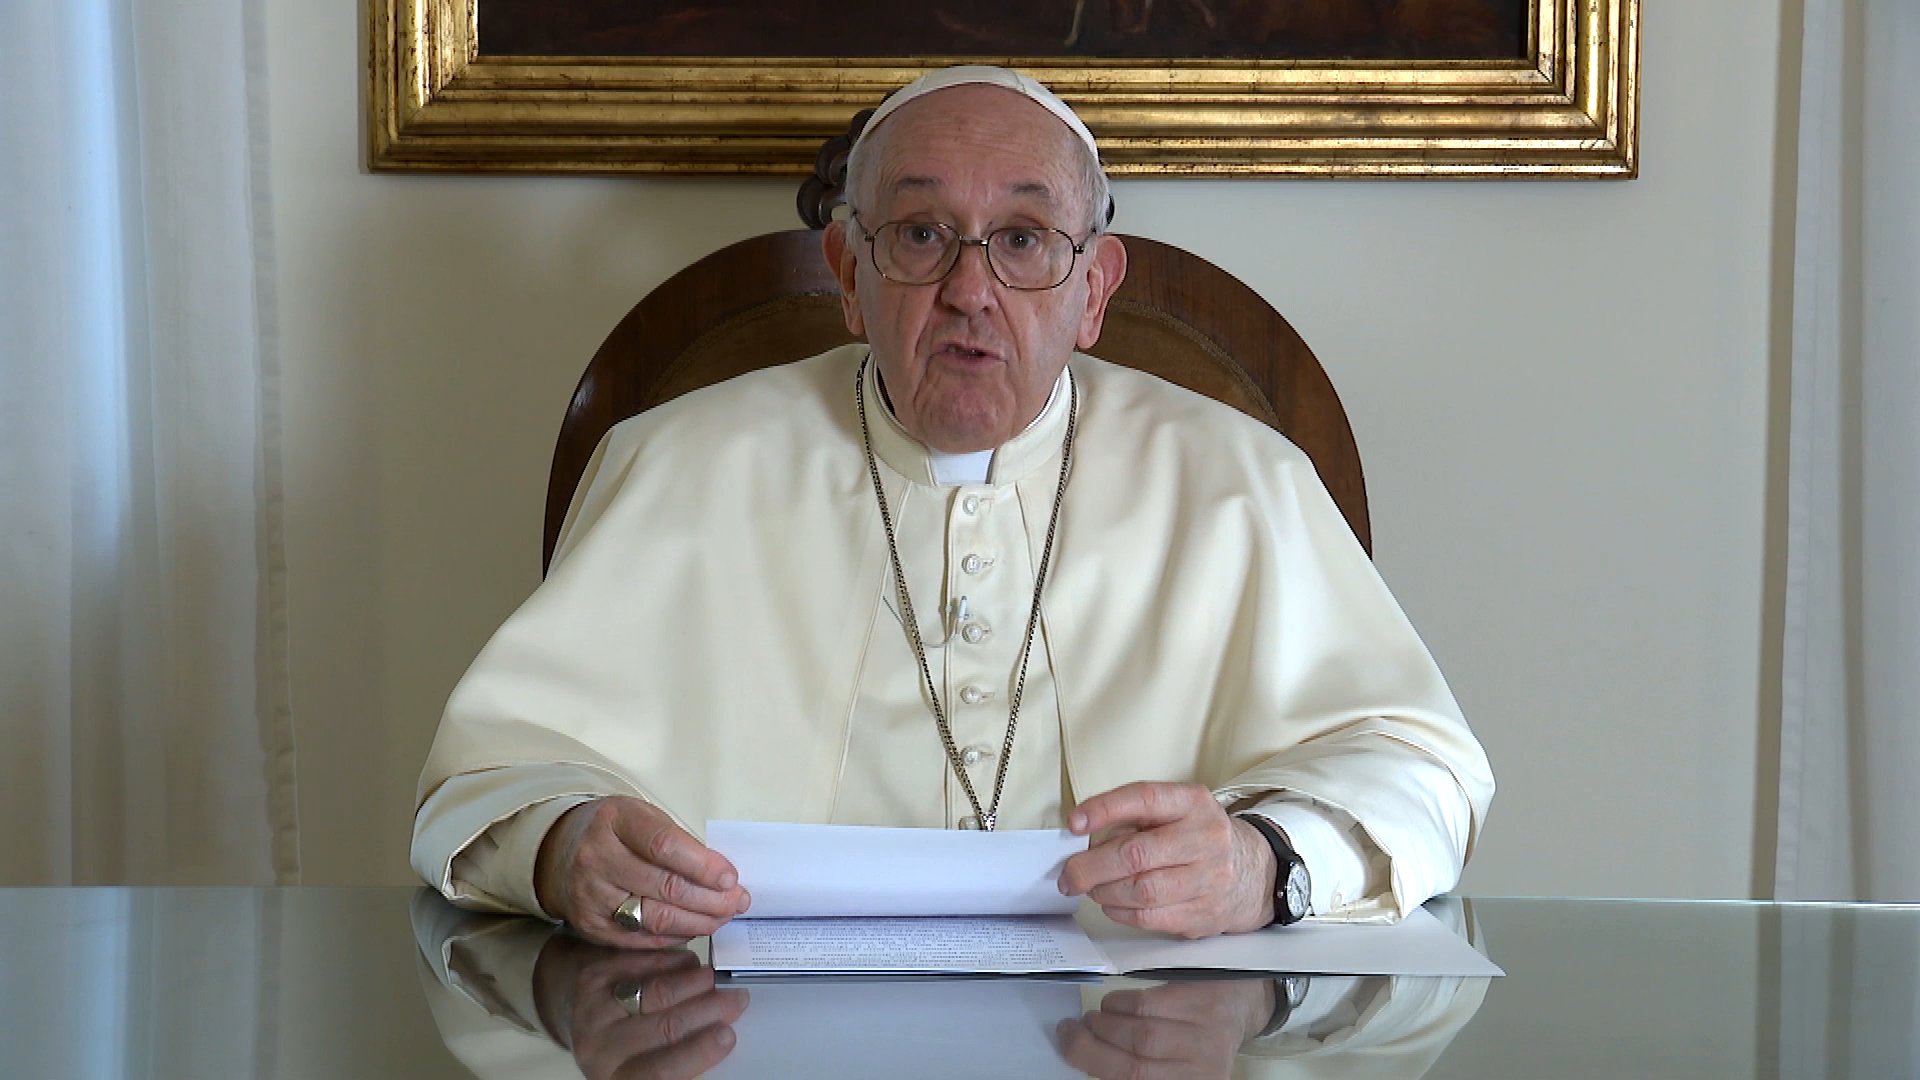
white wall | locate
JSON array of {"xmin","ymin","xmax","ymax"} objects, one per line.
[{"xmin": 267, "ymin": 1, "xmax": 1784, "ymax": 895}]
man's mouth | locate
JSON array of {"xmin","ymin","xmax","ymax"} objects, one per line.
[{"xmin": 935, "ymin": 343, "xmax": 999, "ymax": 363}]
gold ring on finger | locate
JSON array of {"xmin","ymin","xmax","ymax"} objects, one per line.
[
  {"xmin": 611, "ymin": 978, "xmax": 645, "ymax": 1015},
  {"xmin": 612, "ymin": 894, "xmax": 645, "ymax": 933}
]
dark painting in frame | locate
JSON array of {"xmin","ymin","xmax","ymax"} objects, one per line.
[{"xmin": 368, "ymin": 0, "xmax": 1637, "ymax": 177}]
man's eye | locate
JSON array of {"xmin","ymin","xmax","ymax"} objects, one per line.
[
  {"xmin": 900, "ymin": 225, "xmax": 943, "ymax": 247},
  {"xmin": 996, "ymin": 228, "xmax": 1042, "ymax": 254}
]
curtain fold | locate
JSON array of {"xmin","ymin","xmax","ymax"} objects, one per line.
[
  {"xmin": 1775, "ymin": 0, "xmax": 1919, "ymax": 903},
  {"xmin": 0, "ymin": 0, "xmax": 298, "ymax": 884}
]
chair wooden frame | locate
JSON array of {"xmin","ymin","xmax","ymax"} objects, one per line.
[{"xmin": 543, "ymin": 230, "xmax": 1369, "ymax": 572}]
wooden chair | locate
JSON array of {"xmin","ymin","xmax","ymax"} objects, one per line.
[{"xmin": 544, "ymin": 132, "xmax": 1368, "ymax": 572}]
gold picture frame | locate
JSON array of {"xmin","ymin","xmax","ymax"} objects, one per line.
[{"xmin": 367, "ymin": 0, "xmax": 1638, "ymax": 178}]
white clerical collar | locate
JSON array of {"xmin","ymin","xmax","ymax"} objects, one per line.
[
  {"xmin": 864, "ymin": 355, "xmax": 1073, "ymax": 487},
  {"xmin": 929, "ymin": 447, "xmax": 993, "ymax": 486}
]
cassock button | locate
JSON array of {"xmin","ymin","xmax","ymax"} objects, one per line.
[
  {"xmin": 961, "ymin": 495, "xmax": 982, "ymax": 515},
  {"xmin": 961, "ymin": 553, "xmax": 985, "ymax": 575},
  {"xmin": 959, "ymin": 816, "xmax": 979, "ymax": 830},
  {"xmin": 962, "ymin": 621, "xmax": 989, "ymax": 644},
  {"xmin": 961, "ymin": 746, "xmax": 987, "ymax": 766},
  {"xmin": 959, "ymin": 685, "xmax": 991, "ymax": 705}
]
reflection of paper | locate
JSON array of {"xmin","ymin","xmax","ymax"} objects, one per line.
[
  {"xmin": 710, "ymin": 978, "xmax": 1086, "ymax": 1080},
  {"xmin": 712, "ymin": 915, "xmax": 1116, "ymax": 975},
  {"xmin": 707, "ymin": 820, "xmax": 1085, "ymax": 918},
  {"xmin": 1083, "ymin": 905, "xmax": 1505, "ymax": 978}
]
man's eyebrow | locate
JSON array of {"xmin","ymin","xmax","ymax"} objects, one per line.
[
  {"xmin": 1010, "ymin": 181, "xmax": 1060, "ymax": 204},
  {"xmin": 884, "ymin": 176, "xmax": 1062, "ymax": 205}
]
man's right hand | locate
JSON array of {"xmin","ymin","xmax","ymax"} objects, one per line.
[
  {"xmin": 534, "ymin": 796, "xmax": 751, "ymax": 948},
  {"xmin": 532, "ymin": 937, "xmax": 748, "ymax": 1080}
]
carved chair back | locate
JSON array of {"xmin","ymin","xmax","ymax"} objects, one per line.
[{"xmin": 544, "ymin": 118, "xmax": 1368, "ymax": 571}]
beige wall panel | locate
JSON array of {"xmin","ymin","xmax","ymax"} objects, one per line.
[{"xmin": 269, "ymin": 0, "xmax": 1782, "ymax": 896}]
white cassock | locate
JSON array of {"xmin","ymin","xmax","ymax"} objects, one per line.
[{"xmin": 411, "ymin": 345, "xmax": 1494, "ymax": 922}]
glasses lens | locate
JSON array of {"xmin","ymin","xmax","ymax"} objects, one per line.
[
  {"xmin": 987, "ymin": 227, "xmax": 1074, "ymax": 289},
  {"xmin": 868, "ymin": 221, "xmax": 1078, "ymax": 289},
  {"xmin": 875, "ymin": 222, "xmax": 957, "ymax": 284}
]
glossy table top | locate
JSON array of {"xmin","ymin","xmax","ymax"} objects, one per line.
[{"xmin": 1, "ymin": 889, "xmax": 1914, "ymax": 1078}]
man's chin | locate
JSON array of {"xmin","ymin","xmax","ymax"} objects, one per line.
[
  {"xmin": 912, "ymin": 395, "xmax": 1019, "ymax": 453},
  {"xmin": 922, "ymin": 430, "xmax": 1008, "ymax": 454}
]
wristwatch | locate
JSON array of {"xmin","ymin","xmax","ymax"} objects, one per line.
[
  {"xmin": 1257, "ymin": 974, "xmax": 1311, "ymax": 1038},
  {"xmin": 1238, "ymin": 814, "xmax": 1312, "ymax": 926}
]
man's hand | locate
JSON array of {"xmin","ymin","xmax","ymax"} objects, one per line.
[
  {"xmin": 1059, "ymin": 782, "xmax": 1275, "ymax": 939},
  {"xmin": 535, "ymin": 796, "xmax": 751, "ymax": 948},
  {"xmin": 532, "ymin": 937, "xmax": 748, "ymax": 1080},
  {"xmin": 1055, "ymin": 979, "xmax": 1276, "ymax": 1080}
]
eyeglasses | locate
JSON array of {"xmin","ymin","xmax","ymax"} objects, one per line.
[{"xmin": 851, "ymin": 213, "xmax": 1090, "ymax": 291}]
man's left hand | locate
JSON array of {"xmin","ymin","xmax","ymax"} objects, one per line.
[
  {"xmin": 1056, "ymin": 979, "xmax": 1277, "ymax": 1079},
  {"xmin": 1059, "ymin": 782, "xmax": 1275, "ymax": 939}
]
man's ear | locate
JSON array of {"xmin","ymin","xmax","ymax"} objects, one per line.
[
  {"xmin": 822, "ymin": 221, "xmax": 866, "ymax": 338},
  {"xmin": 1075, "ymin": 233, "xmax": 1129, "ymax": 349}
]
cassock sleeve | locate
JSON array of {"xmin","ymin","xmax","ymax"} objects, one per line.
[
  {"xmin": 1204, "ymin": 442, "xmax": 1493, "ymax": 920},
  {"xmin": 411, "ymin": 426, "xmax": 689, "ymax": 914},
  {"xmin": 432, "ymin": 791, "xmax": 594, "ymax": 919},
  {"xmin": 1247, "ymin": 800, "xmax": 1389, "ymax": 922}
]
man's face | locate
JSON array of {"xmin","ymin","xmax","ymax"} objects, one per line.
[{"xmin": 824, "ymin": 85, "xmax": 1127, "ymax": 453}]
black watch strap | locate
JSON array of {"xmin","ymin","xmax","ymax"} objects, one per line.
[
  {"xmin": 1257, "ymin": 974, "xmax": 1309, "ymax": 1039},
  {"xmin": 1238, "ymin": 812, "xmax": 1308, "ymax": 926}
]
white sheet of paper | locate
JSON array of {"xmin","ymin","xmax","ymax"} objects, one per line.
[
  {"xmin": 712, "ymin": 915, "xmax": 1116, "ymax": 975},
  {"xmin": 707, "ymin": 820, "xmax": 1085, "ymax": 918},
  {"xmin": 1082, "ymin": 905, "xmax": 1505, "ymax": 978},
  {"xmin": 709, "ymin": 977, "xmax": 1087, "ymax": 1080},
  {"xmin": 704, "ymin": 821, "xmax": 1500, "ymax": 979}
]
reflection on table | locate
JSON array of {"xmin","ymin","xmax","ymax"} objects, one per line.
[
  {"xmin": 4, "ymin": 890, "xmax": 1917, "ymax": 1076},
  {"xmin": 411, "ymin": 891, "xmax": 1490, "ymax": 1079}
]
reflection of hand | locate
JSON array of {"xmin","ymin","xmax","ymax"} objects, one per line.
[
  {"xmin": 532, "ymin": 935, "xmax": 749, "ymax": 1080},
  {"xmin": 534, "ymin": 796, "xmax": 751, "ymax": 948},
  {"xmin": 1060, "ymin": 782, "xmax": 1275, "ymax": 938},
  {"xmin": 1058, "ymin": 979, "xmax": 1276, "ymax": 1079}
]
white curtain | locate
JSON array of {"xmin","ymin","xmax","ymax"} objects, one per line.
[
  {"xmin": 1775, "ymin": 0, "xmax": 1920, "ymax": 903},
  {"xmin": 0, "ymin": 0, "xmax": 299, "ymax": 883}
]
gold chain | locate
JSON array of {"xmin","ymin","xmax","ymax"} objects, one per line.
[{"xmin": 856, "ymin": 356, "xmax": 1076, "ymax": 832}]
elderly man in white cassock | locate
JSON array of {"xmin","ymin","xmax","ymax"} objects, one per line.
[{"xmin": 412, "ymin": 65, "xmax": 1494, "ymax": 947}]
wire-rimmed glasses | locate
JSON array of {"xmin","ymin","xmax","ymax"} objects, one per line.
[{"xmin": 851, "ymin": 213, "xmax": 1090, "ymax": 291}]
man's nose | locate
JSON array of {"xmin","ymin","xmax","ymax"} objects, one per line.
[{"xmin": 938, "ymin": 239, "xmax": 998, "ymax": 313}]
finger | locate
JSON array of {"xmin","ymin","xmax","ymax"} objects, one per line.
[
  {"xmin": 633, "ymin": 964, "xmax": 718, "ymax": 1016},
  {"xmin": 612, "ymin": 1023, "xmax": 739, "ymax": 1080},
  {"xmin": 635, "ymin": 897, "xmax": 739, "ymax": 940},
  {"xmin": 1069, "ymin": 782, "xmax": 1210, "ymax": 836},
  {"xmin": 608, "ymin": 805, "xmax": 740, "ymax": 892},
  {"xmin": 580, "ymin": 946, "xmax": 703, "ymax": 998},
  {"xmin": 615, "ymin": 860, "xmax": 751, "ymax": 921},
  {"xmin": 602, "ymin": 988, "xmax": 751, "ymax": 1062},
  {"xmin": 1079, "ymin": 1008, "xmax": 1212, "ymax": 1062},
  {"xmin": 1060, "ymin": 825, "xmax": 1214, "ymax": 896},
  {"xmin": 1102, "ymin": 897, "xmax": 1224, "ymax": 941},
  {"xmin": 573, "ymin": 954, "xmax": 708, "ymax": 1034},
  {"xmin": 571, "ymin": 841, "xmax": 747, "ymax": 939},
  {"xmin": 1100, "ymin": 982, "xmax": 1246, "ymax": 1024},
  {"xmin": 1055, "ymin": 1017, "xmax": 1157, "ymax": 1080},
  {"xmin": 578, "ymin": 879, "xmax": 701, "ymax": 948},
  {"xmin": 572, "ymin": 959, "xmax": 713, "ymax": 1040},
  {"xmin": 1086, "ymin": 865, "xmax": 1208, "ymax": 911}
]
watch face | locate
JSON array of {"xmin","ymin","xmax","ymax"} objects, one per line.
[
  {"xmin": 1284, "ymin": 862, "xmax": 1311, "ymax": 919},
  {"xmin": 1280, "ymin": 974, "xmax": 1309, "ymax": 1010}
]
